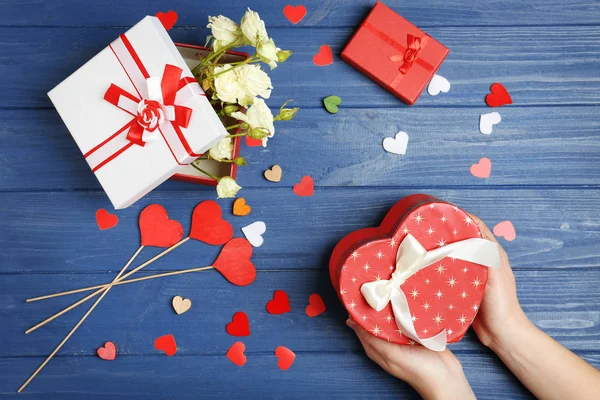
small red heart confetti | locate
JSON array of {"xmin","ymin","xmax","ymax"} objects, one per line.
[
  {"xmin": 155, "ymin": 10, "xmax": 178, "ymax": 30},
  {"xmin": 97, "ymin": 341, "xmax": 116, "ymax": 361},
  {"xmin": 96, "ymin": 209, "xmax": 118, "ymax": 230},
  {"xmin": 190, "ymin": 200, "xmax": 233, "ymax": 245},
  {"xmin": 313, "ymin": 45, "xmax": 333, "ymax": 66},
  {"xmin": 293, "ymin": 176, "xmax": 314, "ymax": 197},
  {"xmin": 227, "ymin": 342, "xmax": 247, "ymax": 366},
  {"xmin": 485, "ymin": 83, "xmax": 512, "ymax": 107},
  {"xmin": 139, "ymin": 204, "xmax": 184, "ymax": 247},
  {"xmin": 213, "ymin": 238, "xmax": 256, "ymax": 286},
  {"xmin": 470, "ymin": 158, "xmax": 492, "ymax": 179},
  {"xmin": 245, "ymin": 136, "xmax": 263, "ymax": 147},
  {"xmin": 493, "ymin": 220, "xmax": 516, "ymax": 241},
  {"xmin": 275, "ymin": 346, "xmax": 296, "ymax": 370},
  {"xmin": 305, "ymin": 294, "xmax": 326, "ymax": 317},
  {"xmin": 283, "ymin": 5, "xmax": 307, "ymax": 24},
  {"xmin": 266, "ymin": 290, "xmax": 291, "ymax": 314},
  {"xmin": 226, "ymin": 312, "xmax": 251, "ymax": 336},
  {"xmin": 154, "ymin": 334, "xmax": 177, "ymax": 356}
]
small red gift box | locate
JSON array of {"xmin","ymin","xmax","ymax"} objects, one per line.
[
  {"xmin": 329, "ymin": 194, "xmax": 500, "ymax": 350},
  {"xmin": 341, "ymin": 2, "xmax": 449, "ymax": 105}
]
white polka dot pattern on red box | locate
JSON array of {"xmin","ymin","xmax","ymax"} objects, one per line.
[{"xmin": 338, "ymin": 202, "xmax": 487, "ymax": 345}]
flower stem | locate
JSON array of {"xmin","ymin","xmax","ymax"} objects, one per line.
[
  {"xmin": 227, "ymin": 133, "xmax": 248, "ymax": 138},
  {"xmin": 224, "ymin": 123, "xmax": 243, "ymax": 131},
  {"xmin": 190, "ymin": 163, "xmax": 219, "ymax": 181}
]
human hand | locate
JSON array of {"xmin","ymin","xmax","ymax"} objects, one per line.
[{"xmin": 347, "ymin": 318, "xmax": 475, "ymax": 400}]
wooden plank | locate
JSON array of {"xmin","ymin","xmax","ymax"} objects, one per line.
[
  {"xmin": 0, "ymin": 189, "xmax": 598, "ymax": 274},
  {"xmin": 2, "ymin": 26, "xmax": 600, "ymax": 108},
  {"xmin": 0, "ymin": 0, "xmax": 599, "ymax": 27},
  {"xmin": 1, "ymin": 106, "xmax": 599, "ymax": 190}
]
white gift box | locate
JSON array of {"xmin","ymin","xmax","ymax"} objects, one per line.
[{"xmin": 48, "ymin": 16, "xmax": 228, "ymax": 209}]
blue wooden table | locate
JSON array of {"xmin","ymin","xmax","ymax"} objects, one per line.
[{"xmin": 1, "ymin": 0, "xmax": 599, "ymax": 398}]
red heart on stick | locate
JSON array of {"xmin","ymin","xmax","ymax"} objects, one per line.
[
  {"xmin": 485, "ymin": 83, "xmax": 512, "ymax": 107},
  {"xmin": 190, "ymin": 201, "xmax": 233, "ymax": 245},
  {"xmin": 293, "ymin": 176, "xmax": 314, "ymax": 197},
  {"xmin": 313, "ymin": 45, "xmax": 333, "ymax": 66},
  {"xmin": 266, "ymin": 290, "xmax": 291, "ymax": 314},
  {"xmin": 139, "ymin": 204, "xmax": 184, "ymax": 247},
  {"xmin": 275, "ymin": 346, "xmax": 296, "ymax": 370},
  {"xmin": 213, "ymin": 238, "xmax": 256, "ymax": 286},
  {"xmin": 97, "ymin": 342, "xmax": 117, "ymax": 361},
  {"xmin": 154, "ymin": 334, "xmax": 177, "ymax": 356},
  {"xmin": 155, "ymin": 10, "xmax": 178, "ymax": 30},
  {"xmin": 283, "ymin": 5, "xmax": 307, "ymax": 24},
  {"xmin": 227, "ymin": 342, "xmax": 247, "ymax": 366},
  {"xmin": 96, "ymin": 209, "xmax": 118, "ymax": 230},
  {"xmin": 306, "ymin": 294, "xmax": 326, "ymax": 317},
  {"xmin": 226, "ymin": 312, "xmax": 251, "ymax": 336}
]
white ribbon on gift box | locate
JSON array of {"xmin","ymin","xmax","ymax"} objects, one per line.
[{"xmin": 360, "ymin": 234, "xmax": 501, "ymax": 351}]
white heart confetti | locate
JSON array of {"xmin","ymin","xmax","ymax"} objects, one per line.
[
  {"xmin": 383, "ymin": 131, "xmax": 409, "ymax": 155},
  {"xmin": 479, "ymin": 112, "xmax": 501, "ymax": 135},
  {"xmin": 241, "ymin": 221, "xmax": 266, "ymax": 247},
  {"xmin": 427, "ymin": 74, "xmax": 451, "ymax": 96}
]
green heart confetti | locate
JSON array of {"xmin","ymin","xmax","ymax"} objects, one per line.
[{"xmin": 323, "ymin": 95, "xmax": 342, "ymax": 114}]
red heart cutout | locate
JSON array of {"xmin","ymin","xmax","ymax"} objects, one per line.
[
  {"xmin": 275, "ymin": 346, "xmax": 296, "ymax": 370},
  {"xmin": 245, "ymin": 136, "xmax": 263, "ymax": 147},
  {"xmin": 493, "ymin": 220, "xmax": 516, "ymax": 242},
  {"xmin": 226, "ymin": 312, "xmax": 250, "ymax": 336},
  {"xmin": 313, "ymin": 45, "xmax": 333, "ymax": 66},
  {"xmin": 470, "ymin": 157, "xmax": 492, "ymax": 179},
  {"xmin": 305, "ymin": 294, "xmax": 326, "ymax": 317},
  {"xmin": 97, "ymin": 341, "xmax": 116, "ymax": 361},
  {"xmin": 213, "ymin": 238, "xmax": 256, "ymax": 286},
  {"xmin": 155, "ymin": 10, "xmax": 178, "ymax": 30},
  {"xmin": 293, "ymin": 176, "xmax": 314, "ymax": 197},
  {"xmin": 485, "ymin": 83, "xmax": 512, "ymax": 107},
  {"xmin": 190, "ymin": 200, "xmax": 233, "ymax": 245},
  {"xmin": 154, "ymin": 334, "xmax": 177, "ymax": 356},
  {"xmin": 96, "ymin": 209, "xmax": 118, "ymax": 230},
  {"xmin": 139, "ymin": 204, "xmax": 184, "ymax": 247},
  {"xmin": 283, "ymin": 5, "xmax": 307, "ymax": 24},
  {"xmin": 227, "ymin": 342, "xmax": 247, "ymax": 366},
  {"xmin": 266, "ymin": 290, "xmax": 291, "ymax": 314}
]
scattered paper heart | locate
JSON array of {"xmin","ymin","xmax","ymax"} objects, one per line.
[
  {"xmin": 213, "ymin": 238, "xmax": 256, "ymax": 286},
  {"xmin": 293, "ymin": 176, "xmax": 314, "ymax": 197},
  {"xmin": 485, "ymin": 83, "xmax": 512, "ymax": 107},
  {"xmin": 96, "ymin": 209, "xmax": 118, "ymax": 230},
  {"xmin": 283, "ymin": 5, "xmax": 307, "ymax": 24},
  {"xmin": 154, "ymin": 334, "xmax": 177, "ymax": 356},
  {"xmin": 266, "ymin": 290, "xmax": 291, "ymax": 314},
  {"xmin": 480, "ymin": 111, "xmax": 501, "ymax": 135},
  {"xmin": 233, "ymin": 198, "xmax": 252, "ymax": 216},
  {"xmin": 313, "ymin": 45, "xmax": 333, "ymax": 66},
  {"xmin": 323, "ymin": 95, "xmax": 342, "ymax": 114},
  {"xmin": 242, "ymin": 221, "xmax": 266, "ymax": 248},
  {"xmin": 139, "ymin": 204, "xmax": 184, "ymax": 247},
  {"xmin": 275, "ymin": 346, "xmax": 296, "ymax": 370},
  {"xmin": 383, "ymin": 131, "xmax": 409, "ymax": 155},
  {"xmin": 172, "ymin": 296, "xmax": 192, "ymax": 315},
  {"xmin": 245, "ymin": 136, "xmax": 263, "ymax": 147},
  {"xmin": 264, "ymin": 165, "xmax": 282, "ymax": 182},
  {"xmin": 189, "ymin": 200, "xmax": 233, "ymax": 245},
  {"xmin": 226, "ymin": 312, "xmax": 251, "ymax": 336},
  {"xmin": 493, "ymin": 220, "xmax": 516, "ymax": 241},
  {"xmin": 155, "ymin": 10, "xmax": 178, "ymax": 30},
  {"xmin": 227, "ymin": 342, "xmax": 247, "ymax": 366},
  {"xmin": 306, "ymin": 294, "xmax": 326, "ymax": 317},
  {"xmin": 97, "ymin": 342, "xmax": 116, "ymax": 361},
  {"xmin": 427, "ymin": 74, "xmax": 451, "ymax": 96},
  {"xmin": 470, "ymin": 158, "xmax": 492, "ymax": 179}
]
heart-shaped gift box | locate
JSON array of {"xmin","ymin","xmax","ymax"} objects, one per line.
[{"xmin": 329, "ymin": 194, "xmax": 500, "ymax": 350}]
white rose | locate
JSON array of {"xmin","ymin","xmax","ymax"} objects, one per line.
[
  {"xmin": 213, "ymin": 64, "xmax": 245, "ymax": 104},
  {"xmin": 216, "ymin": 177, "xmax": 242, "ymax": 198},
  {"xmin": 257, "ymin": 38, "xmax": 279, "ymax": 69},
  {"xmin": 240, "ymin": 8, "xmax": 268, "ymax": 46},
  {"xmin": 231, "ymin": 98, "xmax": 275, "ymax": 147},
  {"xmin": 209, "ymin": 137, "xmax": 233, "ymax": 161},
  {"xmin": 235, "ymin": 64, "xmax": 272, "ymax": 106},
  {"xmin": 207, "ymin": 15, "xmax": 241, "ymax": 50}
]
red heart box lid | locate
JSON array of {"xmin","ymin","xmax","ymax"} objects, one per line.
[{"xmin": 330, "ymin": 194, "xmax": 488, "ymax": 345}]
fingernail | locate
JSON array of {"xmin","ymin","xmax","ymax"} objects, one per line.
[{"xmin": 346, "ymin": 318, "xmax": 356, "ymax": 329}]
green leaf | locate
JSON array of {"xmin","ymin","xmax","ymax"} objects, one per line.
[{"xmin": 323, "ymin": 95, "xmax": 342, "ymax": 114}]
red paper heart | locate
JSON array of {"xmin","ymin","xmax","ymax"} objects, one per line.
[
  {"xmin": 139, "ymin": 204, "xmax": 184, "ymax": 247},
  {"xmin": 227, "ymin": 342, "xmax": 247, "ymax": 366},
  {"xmin": 305, "ymin": 294, "xmax": 326, "ymax": 317},
  {"xmin": 155, "ymin": 10, "xmax": 178, "ymax": 30},
  {"xmin": 283, "ymin": 5, "xmax": 307, "ymax": 24},
  {"xmin": 226, "ymin": 312, "xmax": 250, "ymax": 336},
  {"xmin": 213, "ymin": 238, "xmax": 256, "ymax": 286},
  {"xmin": 485, "ymin": 83, "xmax": 512, "ymax": 107},
  {"xmin": 266, "ymin": 290, "xmax": 291, "ymax": 314},
  {"xmin": 313, "ymin": 45, "xmax": 333, "ymax": 66},
  {"xmin": 190, "ymin": 200, "xmax": 233, "ymax": 245},
  {"xmin": 293, "ymin": 176, "xmax": 314, "ymax": 196},
  {"xmin": 275, "ymin": 346, "xmax": 296, "ymax": 370},
  {"xmin": 245, "ymin": 136, "xmax": 263, "ymax": 147},
  {"xmin": 470, "ymin": 158, "xmax": 492, "ymax": 179},
  {"xmin": 96, "ymin": 209, "xmax": 118, "ymax": 230},
  {"xmin": 97, "ymin": 341, "xmax": 116, "ymax": 361},
  {"xmin": 154, "ymin": 334, "xmax": 177, "ymax": 356}
]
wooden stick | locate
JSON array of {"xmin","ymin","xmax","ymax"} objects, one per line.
[
  {"xmin": 18, "ymin": 246, "xmax": 139, "ymax": 392},
  {"xmin": 27, "ymin": 237, "xmax": 190, "ymax": 302},
  {"xmin": 25, "ymin": 265, "xmax": 214, "ymax": 334}
]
